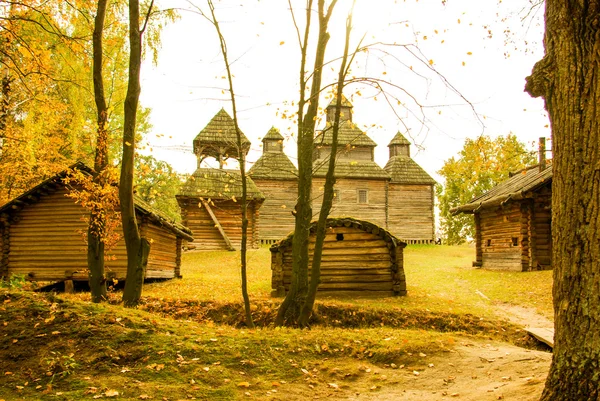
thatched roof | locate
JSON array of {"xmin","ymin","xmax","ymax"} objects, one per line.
[
  {"xmin": 313, "ymin": 160, "xmax": 389, "ymax": 179},
  {"xmin": 193, "ymin": 109, "xmax": 251, "ymax": 153},
  {"xmin": 451, "ymin": 163, "xmax": 552, "ymax": 214},
  {"xmin": 179, "ymin": 168, "xmax": 265, "ymax": 200},
  {"xmin": 248, "ymin": 153, "xmax": 298, "ymax": 180},
  {"xmin": 384, "ymin": 156, "xmax": 436, "ymax": 185},
  {"xmin": 0, "ymin": 162, "xmax": 193, "ymax": 241},
  {"xmin": 388, "ymin": 131, "xmax": 411, "ymax": 146},
  {"xmin": 315, "ymin": 121, "xmax": 378, "ymax": 147},
  {"xmin": 270, "ymin": 216, "xmax": 406, "ymax": 253},
  {"xmin": 262, "ymin": 127, "xmax": 284, "ymax": 142}
]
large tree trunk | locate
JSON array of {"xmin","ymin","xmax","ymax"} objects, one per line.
[
  {"xmin": 121, "ymin": 0, "xmax": 150, "ymax": 306},
  {"xmin": 275, "ymin": 0, "xmax": 336, "ymax": 326},
  {"xmin": 525, "ymin": 1, "xmax": 600, "ymax": 399},
  {"xmin": 88, "ymin": 0, "xmax": 109, "ymax": 303}
]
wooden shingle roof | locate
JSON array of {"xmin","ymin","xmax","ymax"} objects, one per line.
[
  {"xmin": 248, "ymin": 153, "xmax": 298, "ymax": 180},
  {"xmin": 315, "ymin": 121, "xmax": 378, "ymax": 147},
  {"xmin": 313, "ymin": 160, "xmax": 390, "ymax": 179},
  {"xmin": 179, "ymin": 168, "xmax": 265, "ymax": 200},
  {"xmin": 388, "ymin": 131, "xmax": 411, "ymax": 146},
  {"xmin": 270, "ymin": 216, "xmax": 405, "ymax": 253},
  {"xmin": 384, "ymin": 156, "xmax": 436, "ymax": 185},
  {"xmin": 326, "ymin": 94, "xmax": 353, "ymax": 109},
  {"xmin": 262, "ymin": 127, "xmax": 284, "ymax": 141},
  {"xmin": 0, "ymin": 162, "xmax": 194, "ymax": 241},
  {"xmin": 451, "ymin": 163, "xmax": 552, "ymax": 214},
  {"xmin": 193, "ymin": 109, "xmax": 250, "ymax": 153}
]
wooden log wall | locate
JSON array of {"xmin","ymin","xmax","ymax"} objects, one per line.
[
  {"xmin": 252, "ymin": 179, "xmax": 297, "ymax": 242},
  {"xmin": 387, "ymin": 184, "xmax": 435, "ymax": 242},
  {"xmin": 479, "ymin": 202, "xmax": 524, "ymax": 271},
  {"xmin": 532, "ymin": 187, "xmax": 552, "ymax": 269},
  {"xmin": 6, "ymin": 187, "xmax": 181, "ymax": 281},
  {"xmin": 181, "ymin": 198, "xmax": 260, "ymax": 251},
  {"xmin": 312, "ymin": 178, "xmax": 387, "ymax": 228},
  {"xmin": 271, "ymin": 222, "xmax": 406, "ymax": 296},
  {"xmin": 143, "ymin": 223, "xmax": 178, "ymax": 279}
]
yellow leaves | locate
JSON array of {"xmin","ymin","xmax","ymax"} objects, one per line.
[
  {"xmin": 467, "ymin": 52, "xmax": 473, "ymax": 56},
  {"xmin": 428, "ymin": 59, "xmax": 434, "ymax": 66},
  {"xmin": 279, "ymin": 41, "xmax": 285, "ymax": 45},
  {"xmin": 104, "ymin": 389, "xmax": 119, "ymax": 397},
  {"xmin": 237, "ymin": 381, "xmax": 251, "ymax": 388}
]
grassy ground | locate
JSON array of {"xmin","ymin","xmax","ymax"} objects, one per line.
[
  {"xmin": 142, "ymin": 244, "xmax": 553, "ymax": 319},
  {"xmin": 0, "ymin": 245, "xmax": 553, "ymax": 400}
]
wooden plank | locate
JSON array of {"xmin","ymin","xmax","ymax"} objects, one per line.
[
  {"xmin": 526, "ymin": 327, "xmax": 554, "ymax": 348},
  {"xmin": 201, "ymin": 199, "xmax": 234, "ymax": 251}
]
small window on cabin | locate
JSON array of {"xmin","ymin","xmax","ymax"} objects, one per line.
[
  {"xmin": 333, "ymin": 189, "xmax": 341, "ymax": 203},
  {"xmin": 336, "ymin": 233, "xmax": 344, "ymax": 241},
  {"xmin": 487, "ymin": 239, "xmax": 492, "ymax": 247},
  {"xmin": 357, "ymin": 189, "xmax": 368, "ymax": 204},
  {"xmin": 264, "ymin": 142, "xmax": 270, "ymax": 152},
  {"xmin": 512, "ymin": 237, "xmax": 519, "ymax": 246}
]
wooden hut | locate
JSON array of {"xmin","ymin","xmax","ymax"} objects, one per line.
[
  {"xmin": 177, "ymin": 109, "xmax": 265, "ymax": 251},
  {"xmin": 270, "ymin": 217, "xmax": 407, "ymax": 296},
  {"xmin": 451, "ymin": 162, "xmax": 552, "ymax": 271},
  {"xmin": 383, "ymin": 132, "xmax": 436, "ymax": 243},
  {"xmin": 0, "ymin": 163, "xmax": 193, "ymax": 283},
  {"xmin": 312, "ymin": 96, "xmax": 390, "ymax": 228},
  {"xmin": 247, "ymin": 127, "xmax": 298, "ymax": 244}
]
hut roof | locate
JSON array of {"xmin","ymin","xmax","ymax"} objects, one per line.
[
  {"xmin": 270, "ymin": 216, "xmax": 406, "ymax": 252},
  {"xmin": 262, "ymin": 127, "xmax": 284, "ymax": 142},
  {"xmin": 0, "ymin": 162, "xmax": 194, "ymax": 241},
  {"xmin": 388, "ymin": 131, "xmax": 411, "ymax": 146},
  {"xmin": 179, "ymin": 168, "xmax": 265, "ymax": 200},
  {"xmin": 313, "ymin": 160, "xmax": 390, "ymax": 180},
  {"xmin": 315, "ymin": 120, "xmax": 378, "ymax": 147},
  {"xmin": 326, "ymin": 94, "xmax": 353, "ymax": 109},
  {"xmin": 451, "ymin": 163, "xmax": 553, "ymax": 214},
  {"xmin": 383, "ymin": 156, "xmax": 436, "ymax": 185},
  {"xmin": 193, "ymin": 108, "xmax": 251, "ymax": 149},
  {"xmin": 248, "ymin": 153, "xmax": 298, "ymax": 180}
]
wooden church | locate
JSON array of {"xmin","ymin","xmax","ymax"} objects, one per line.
[
  {"xmin": 253, "ymin": 96, "xmax": 436, "ymax": 244},
  {"xmin": 176, "ymin": 109, "xmax": 265, "ymax": 251}
]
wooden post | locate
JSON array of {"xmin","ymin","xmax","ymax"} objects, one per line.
[
  {"xmin": 270, "ymin": 249, "xmax": 285, "ymax": 297},
  {"xmin": 201, "ymin": 199, "xmax": 235, "ymax": 251},
  {"xmin": 64, "ymin": 280, "xmax": 75, "ymax": 294},
  {"xmin": 175, "ymin": 237, "xmax": 182, "ymax": 278},
  {"xmin": 529, "ymin": 199, "xmax": 538, "ymax": 271},
  {"xmin": 520, "ymin": 203, "xmax": 530, "ymax": 271},
  {"xmin": 473, "ymin": 213, "xmax": 483, "ymax": 267}
]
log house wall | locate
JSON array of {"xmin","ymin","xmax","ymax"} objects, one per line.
[
  {"xmin": 387, "ymin": 184, "xmax": 435, "ymax": 243},
  {"xmin": 311, "ymin": 178, "xmax": 387, "ymax": 228},
  {"xmin": 3, "ymin": 187, "xmax": 182, "ymax": 281},
  {"xmin": 252, "ymin": 179, "xmax": 297, "ymax": 242},
  {"xmin": 479, "ymin": 202, "xmax": 525, "ymax": 271},
  {"xmin": 179, "ymin": 197, "xmax": 261, "ymax": 251},
  {"xmin": 271, "ymin": 220, "xmax": 406, "ymax": 296}
]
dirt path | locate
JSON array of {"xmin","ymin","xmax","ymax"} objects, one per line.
[
  {"xmin": 265, "ymin": 338, "xmax": 551, "ymax": 401},
  {"xmin": 492, "ymin": 303, "xmax": 554, "ymax": 329}
]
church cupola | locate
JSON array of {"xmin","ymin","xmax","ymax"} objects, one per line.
[
  {"xmin": 325, "ymin": 94, "xmax": 353, "ymax": 123},
  {"xmin": 388, "ymin": 131, "xmax": 411, "ymax": 158},
  {"xmin": 262, "ymin": 127, "xmax": 284, "ymax": 153}
]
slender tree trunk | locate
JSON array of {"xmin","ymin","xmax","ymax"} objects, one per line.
[
  {"xmin": 298, "ymin": 6, "xmax": 354, "ymax": 327},
  {"xmin": 525, "ymin": 1, "xmax": 600, "ymax": 399},
  {"xmin": 121, "ymin": 0, "xmax": 151, "ymax": 306},
  {"xmin": 207, "ymin": 0, "xmax": 254, "ymax": 328},
  {"xmin": 276, "ymin": 0, "xmax": 337, "ymax": 326},
  {"xmin": 88, "ymin": 0, "xmax": 110, "ymax": 303}
]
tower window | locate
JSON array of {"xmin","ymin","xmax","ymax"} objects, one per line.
[
  {"xmin": 357, "ymin": 189, "xmax": 368, "ymax": 204},
  {"xmin": 336, "ymin": 233, "xmax": 344, "ymax": 241},
  {"xmin": 512, "ymin": 237, "xmax": 519, "ymax": 246}
]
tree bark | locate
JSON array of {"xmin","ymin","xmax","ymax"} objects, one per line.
[
  {"xmin": 526, "ymin": 1, "xmax": 600, "ymax": 399},
  {"xmin": 298, "ymin": 6, "xmax": 353, "ymax": 327},
  {"xmin": 121, "ymin": 0, "xmax": 151, "ymax": 306},
  {"xmin": 88, "ymin": 0, "xmax": 109, "ymax": 303},
  {"xmin": 276, "ymin": 0, "xmax": 337, "ymax": 326}
]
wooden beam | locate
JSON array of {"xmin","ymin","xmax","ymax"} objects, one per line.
[{"xmin": 201, "ymin": 199, "xmax": 235, "ymax": 251}]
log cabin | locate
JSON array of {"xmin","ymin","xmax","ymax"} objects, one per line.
[
  {"xmin": 270, "ymin": 217, "xmax": 407, "ymax": 296},
  {"xmin": 0, "ymin": 163, "xmax": 193, "ymax": 283},
  {"xmin": 177, "ymin": 109, "xmax": 265, "ymax": 251},
  {"xmin": 247, "ymin": 127, "xmax": 298, "ymax": 244},
  {"xmin": 451, "ymin": 157, "xmax": 552, "ymax": 271}
]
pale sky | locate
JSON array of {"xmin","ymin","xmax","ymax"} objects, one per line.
[{"xmin": 139, "ymin": 0, "xmax": 549, "ymax": 182}]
